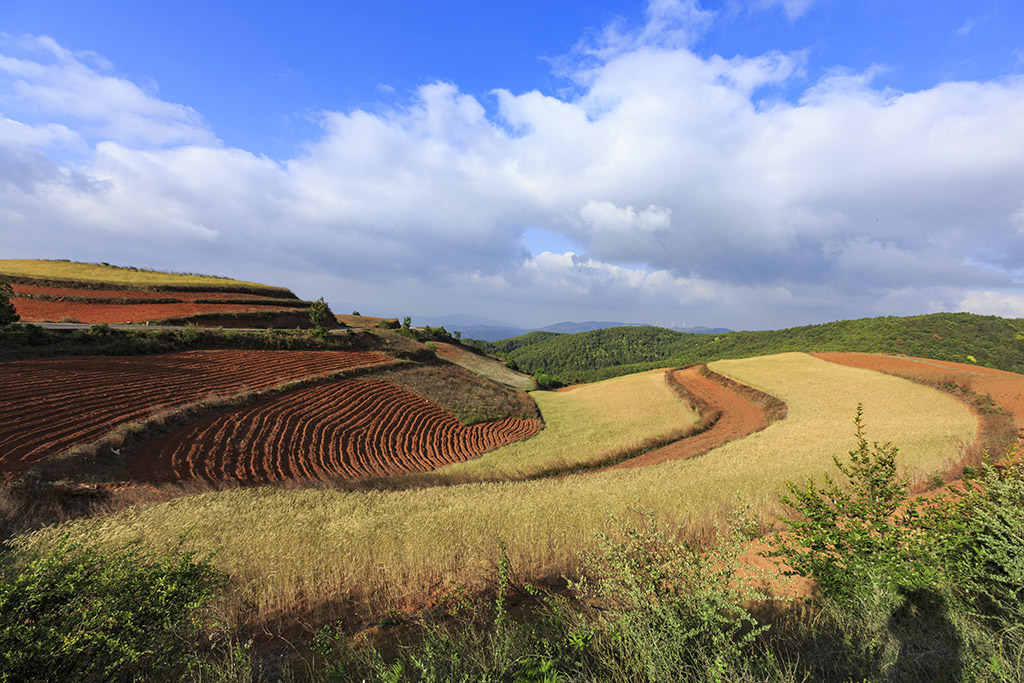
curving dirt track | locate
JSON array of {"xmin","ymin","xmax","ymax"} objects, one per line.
[
  {"xmin": 126, "ymin": 378, "xmax": 541, "ymax": 482},
  {"xmin": 0, "ymin": 350, "xmax": 388, "ymax": 477},
  {"xmin": 611, "ymin": 365, "xmax": 770, "ymax": 469},
  {"xmin": 814, "ymin": 352, "xmax": 1024, "ymax": 437}
]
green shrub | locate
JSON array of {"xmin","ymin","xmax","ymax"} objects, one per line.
[
  {"xmin": 89, "ymin": 322, "xmax": 112, "ymax": 335},
  {"xmin": 309, "ymin": 297, "xmax": 334, "ymax": 335},
  {"xmin": 0, "ymin": 279, "xmax": 18, "ymax": 326},
  {"xmin": 573, "ymin": 506, "xmax": 768, "ymax": 681},
  {"xmin": 0, "ymin": 536, "xmax": 222, "ymax": 682},
  {"xmin": 774, "ymin": 406, "xmax": 939, "ymax": 603}
]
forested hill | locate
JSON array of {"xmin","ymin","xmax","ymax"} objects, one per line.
[{"xmin": 478, "ymin": 313, "xmax": 1024, "ymax": 384}]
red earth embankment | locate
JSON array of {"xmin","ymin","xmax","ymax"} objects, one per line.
[
  {"xmin": 0, "ymin": 349, "xmax": 388, "ymax": 477},
  {"xmin": 126, "ymin": 378, "xmax": 541, "ymax": 483},
  {"xmin": 611, "ymin": 365, "xmax": 772, "ymax": 469}
]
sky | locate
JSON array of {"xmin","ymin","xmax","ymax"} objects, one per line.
[{"xmin": 1, "ymin": 0, "xmax": 1024, "ymax": 331}]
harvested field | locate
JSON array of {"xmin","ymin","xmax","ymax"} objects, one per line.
[
  {"xmin": 126, "ymin": 379, "xmax": 540, "ymax": 482},
  {"xmin": 0, "ymin": 350, "xmax": 388, "ymax": 476},
  {"xmin": 610, "ymin": 365, "xmax": 771, "ymax": 469},
  {"xmin": 431, "ymin": 342, "xmax": 537, "ymax": 390},
  {"xmin": 0, "ymin": 258, "xmax": 277, "ymax": 291}
]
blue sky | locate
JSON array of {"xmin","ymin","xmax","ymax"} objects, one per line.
[{"xmin": 2, "ymin": 0, "xmax": 1024, "ymax": 329}]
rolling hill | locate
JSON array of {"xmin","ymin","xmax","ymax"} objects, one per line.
[{"xmin": 481, "ymin": 312, "xmax": 1024, "ymax": 383}]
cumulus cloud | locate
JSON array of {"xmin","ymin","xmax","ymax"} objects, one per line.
[
  {"xmin": 3, "ymin": 1, "xmax": 1024, "ymax": 328},
  {"xmin": 958, "ymin": 291, "xmax": 1024, "ymax": 318},
  {"xmin": 0, "ymin": 34, "xmax": 214, "ymax": 147}
]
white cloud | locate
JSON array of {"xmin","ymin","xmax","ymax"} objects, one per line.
[
  {"xmin": 959, "ymin": 291, "xmax": 1024, "ymax": 318},
  {"xmin": 0, "ymin": 34, "xmax": 213, "ymax": 147},
  {"xmin": 3, "ymin": 3, "xmax": 1024, "ymax": 328}
]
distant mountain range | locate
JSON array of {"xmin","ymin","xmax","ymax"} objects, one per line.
[{"xmin": 414, "ymin": 315, "xmax": 731, "ymax": 342}]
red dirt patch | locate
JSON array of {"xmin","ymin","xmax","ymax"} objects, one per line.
[
  {"xmin": 611, "ymin": 365, "xmax": 771, "ymax": 469},
  {"xmin": 12, "ymin": 298, "xmax": 294, "ymax": 324},
  {"xmin": 126, "ymin": 379, "xmax": 541, "ymax": 483},
  {"xmin": 11, "ymin": 284, "xmax": 294, "ymax": 302},
  {"xmin": 0, "ymin": 349, "xmax": 388, "ymax": 478}
]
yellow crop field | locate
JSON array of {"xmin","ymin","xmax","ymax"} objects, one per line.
[
  {"xmin": 18, "ymin": 353, "xmax": 976, "ymax": 623},
  {"xmin": 0, "ymin": 259, "xmax": 276, "ymax": 289},
  {"xmin": 438, "ymin": 369, "xmax": 700, "ymax": 478}
]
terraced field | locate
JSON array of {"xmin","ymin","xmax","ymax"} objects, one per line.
[
  {"xmin": 1, "ymin": 258, "xmax": 316, "ymax": 326},
  {"xmin": 35, "ymin": 353, "xmax": 978, "ymax": 618},
  {"xmin": 127, "ymin": 378, "xmax": 540, "ymax": 482},
  {"xmin": 0, "ymin": 349, "xmax": 388, "ymax": 477}
]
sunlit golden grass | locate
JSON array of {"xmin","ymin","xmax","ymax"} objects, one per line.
[
  {"xmin": 17, "ymin": 353, "xmax": 977, "ymax": 625},
  {"xmin": 437, "ymin": 369, "xmax": 700, "ymax": 478},
  {"xmin": 0, "ymin": 258, "xmax": 275, "ymax": 289}
]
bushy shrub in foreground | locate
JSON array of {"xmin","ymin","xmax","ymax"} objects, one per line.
[{"xmin": 0, "ymin": 536, "xmax": 222, "ymax": 682}]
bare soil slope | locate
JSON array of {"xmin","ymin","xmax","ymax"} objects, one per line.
[
  {"xmin": 0, "ymin": 349, "xmax": 388, "ymax": 477},
  {"xmin": 126, "ymin": 378, "xmax": 540, "ymax": 483}
]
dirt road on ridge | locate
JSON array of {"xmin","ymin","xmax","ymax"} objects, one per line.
[{"xmin": 611, "ymin": 365, "xmax": 770, "ymax": 469}]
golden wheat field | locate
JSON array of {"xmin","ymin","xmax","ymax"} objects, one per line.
[
  {"xmin": 437, "ymin": 369, "xmax": 700, "ymax": 479},
  {"xmin": 18, "ymin": 353, "xmax": 976, "ymax": 625},
  {"xmin": 0, "ymin": 259, "xmax": 275, "ymax": 289}
]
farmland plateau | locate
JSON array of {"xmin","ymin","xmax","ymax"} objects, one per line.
[{"xmin": 3, "ymin": 260, "xmax": 1024, "ymax": 681}]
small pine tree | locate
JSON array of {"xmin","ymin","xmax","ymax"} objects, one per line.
[{"xmin": 0, "ymin": 279, "xmax": 19, "ymax": 325}]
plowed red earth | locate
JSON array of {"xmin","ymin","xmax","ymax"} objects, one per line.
[
  {"xmin": 0, "ymin": 350, "xmax": 388, "ymax": 477},
  {"xmin": 126, "ymin": 378, "xmax": 541, "ymax": 482},
  {"xmin": 11, "ymin": 284, "xmax": 287, "ymax": 301},
  {"xmin": 611, "ymin": 365, "xmax": 769, "ymax": 469},
  {"xmin": 13, "ymin": 298, "xmax": 284, "ymax": 323},
  {"xmin": 814, "ymin": 352, "xmax": 1024, "ymax": 437}
]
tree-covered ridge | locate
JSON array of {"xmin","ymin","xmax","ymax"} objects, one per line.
[{"xmin": 483, "ymin": 313, "xmax": 1024, "ymax": 383}]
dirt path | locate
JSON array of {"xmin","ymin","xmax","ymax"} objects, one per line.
[{"xmin": 611, "ymin": 365, "xmax": 769, "ymax": 469}]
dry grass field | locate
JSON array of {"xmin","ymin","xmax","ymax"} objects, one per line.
[
  {"xmin": 16, "ymin": 353, "xmax": 976, "ymax": 626},
  {"xmin": 0, "ymin": 259, "xmax": 275, "ymax": 290},
  {"xmin": 436, "ymin": 369, "xmax": 700, "ymax": 478}
]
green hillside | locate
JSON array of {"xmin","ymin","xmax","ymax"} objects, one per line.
[{"xmin": 482, "ymin": 313, "xmax": 1024, "ymax": 383}]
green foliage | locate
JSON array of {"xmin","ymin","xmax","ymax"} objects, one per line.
[
  {"xmin": 483, "ymin": 312, "xmax": 1024, "ymax": 383},
  {"xmin": 309, "ymin": 296, "xmax": 334, "ymax": 335},
  {"xmin": 89, "ymin": 322, "xmax": 112, "ymax": 335},
  {"xmin": 0, "ymin": 536, "xmax": 222, "ymax": 682},
  {"xmin": 775, "ymin": 406, "xmax": 937, "ymax": 603},
  {"xmin": 572, "ymin": 505, "xmax": 769, "ymax": 681},
  {"xmin": 402, "ymin": 316, "xmax": 412, "ymax": 330},
  {"xmin": 0, "ymin": 279, "xmax": 18, "ymax": 326},
  {"xmin": 533, "ymin": 371, "xmax": 563, "ymax": 390}
]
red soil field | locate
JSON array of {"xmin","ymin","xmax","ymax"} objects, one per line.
[
  {"xmin": 611, "ymin": 365, "xmax": 770, "ymax": 469},
  {"xmin": 813, "ymin": 353, "xmax": 1024, "ymax": 431},
  {"xmin": 0, "ymin": 350, "xmax": 388, "ymax": 477},
  {"xmin": 11, "ymin": 284, "xmax": 292, "ymax": 302},
  {"xmin": 12, "ymin": 298, "xmax": 291, "ymax": 324},
  {"xmin": 126, "ymin": 378, "xmax": 541, "ymax": 482}
]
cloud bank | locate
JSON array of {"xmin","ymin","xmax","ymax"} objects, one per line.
[{"xmin": 2, "ymin": 2, "xmax": 1024, "ymax": 329}]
